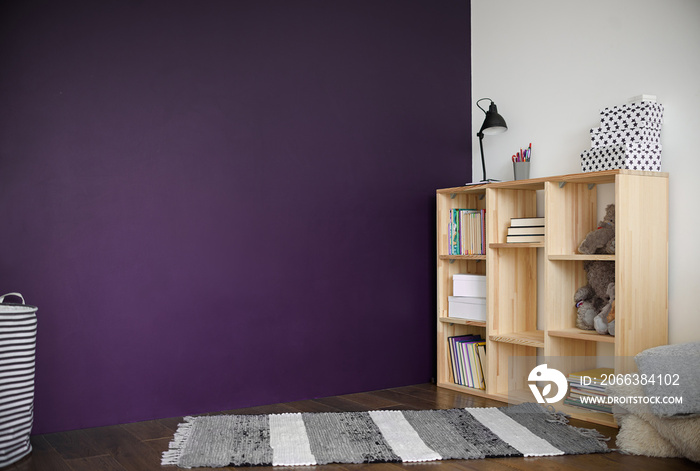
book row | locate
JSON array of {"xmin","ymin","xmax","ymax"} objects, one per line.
[
  {"xmin": 563, "ymin": 367, "xmax": 613, "ymax": 414},
  {"xmin": 448, "ymin": 209, "xmax": 486, "ymax": 255},
  {"xmin": 448, "ymin": 335, "xmax": 486, "ymax": 390}
]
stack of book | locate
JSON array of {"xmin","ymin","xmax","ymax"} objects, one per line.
[
  {"xmin": 506, "ymin": 217, "xmax": 545, "ymax": 243},
  {"xmin": 563, "ymin": 367, "xmax": 613, "ymax": 414},
  {"xmin": 448, "ymin": 334, "xmax": 486, "ymax": 390},
  {"xmin": 448, "ymin": 209, "xmax": 486, "ymax": 255}
]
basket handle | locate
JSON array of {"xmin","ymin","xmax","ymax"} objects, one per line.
[{"xmin": 0, "ymin": 293, "xmax": 25, "ymax": 305}]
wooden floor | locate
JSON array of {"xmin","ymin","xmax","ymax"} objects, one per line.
[{"xmin": 5, "ymin": 383, "xmax": 696, "ymax": 471}]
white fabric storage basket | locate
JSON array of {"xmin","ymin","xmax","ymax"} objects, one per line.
[{"xmin": 0, "ymin": 293, "xmax": 37, "ymax": 467}]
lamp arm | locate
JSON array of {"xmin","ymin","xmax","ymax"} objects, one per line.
[{"xmin": 477, "ymin": 131, "xmax": 487, "ymax": 182}]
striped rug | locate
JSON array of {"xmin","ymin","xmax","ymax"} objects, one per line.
[{"xmin": 161, "ymin": 403, "xmax": 609, "ymax": 468}]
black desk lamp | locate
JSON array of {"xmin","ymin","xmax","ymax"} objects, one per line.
[{"xmin": 476, "ymin": 98, "xmax": 508, "ymax": 182}]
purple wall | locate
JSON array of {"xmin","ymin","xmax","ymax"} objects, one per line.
[{"xmin": 0, "ymin": 0, "xmax": 470, "ymax": 434}]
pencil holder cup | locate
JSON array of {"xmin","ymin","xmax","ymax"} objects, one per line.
[{"xmin": 513, "ymin": 162, "xmax": 530, "ymax": 180}]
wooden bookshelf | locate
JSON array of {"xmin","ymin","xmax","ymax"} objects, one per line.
[{"xmin": 436, "ymin": 170, "xmax": 669, "ymax": 428}]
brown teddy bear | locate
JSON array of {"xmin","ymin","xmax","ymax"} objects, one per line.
[
  {"xmin": 594, "ymin": 282, "xmax": 615, "ymax": 336},
  {"xmin": 574, "ymin": 285, "xmax": 598, "ymax": 330},
  {"xmin": 578, "ymin": 204, "xmax": 615, "ymax": 254},
  {"xmin": 574, "ymin": 261, "xmax": 615, "ymax": 332}
]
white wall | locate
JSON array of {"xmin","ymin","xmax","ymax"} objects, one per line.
[{"xmin": 472, "ymin": 0, "xmax": 700, "ymax": 345}]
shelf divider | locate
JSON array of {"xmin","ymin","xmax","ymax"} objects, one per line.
[
  {"xmin": 547, "ymin": 254, "xmax": 615, "ymax": 261},
  {"xmin": 490, "ymin": 242, "xmax": 544, "ymax": 249},
  {"xmin": 548, "ymin": 328, "xmax": 615, "ymax": 343},
  {"xmin": 438, "ymin": 317, "xmax": 486, "ymax": 328},
  {"xmin": 489, "ymin": 330, "xmax": 545, "ymax": 348},
  {"xmin": 438, "ymin": 254, "xmax": 487, "ymax": 261}
]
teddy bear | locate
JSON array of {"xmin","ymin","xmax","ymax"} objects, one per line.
[
  {"xmin": 593, "ymin": 282, "xmax": 615, "ymax": 336},
  {"xmin": 578, "ymin": 204, "xmax": 615, "ymax": 254},
  {"xmin": 574, "ymin": 285, "xmax": 598, "ymax": 330},
  {"xmin": 574, "ymin": 260, "xmax": 615, "ymax": 332}
]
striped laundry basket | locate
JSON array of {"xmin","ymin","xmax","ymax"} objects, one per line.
[{"xmin": 0, "ymin": 293, "xmax": 37, "ymax": 467}]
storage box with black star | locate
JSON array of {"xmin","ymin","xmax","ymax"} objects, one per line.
[
  {"xmin": 580, "ymin": 99, "xmax": 664, "ymax": 173},
  {"xmin": 581, "ymin": 142, "xmax": 662, "ymax": 172}
]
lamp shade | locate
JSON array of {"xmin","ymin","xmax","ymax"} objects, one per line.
[{"xmin": 479, "ymin": 101, "xmax": 508, "ymax": 135}]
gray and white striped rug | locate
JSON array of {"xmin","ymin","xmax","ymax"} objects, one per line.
[{"xmin": 161, "ymin": 403, "xmax": 609, "ymax": 468}]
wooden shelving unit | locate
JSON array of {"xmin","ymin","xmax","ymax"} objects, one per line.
[{"xmin": 436, "ymin": 170, "xmax": 669, "ymax": 427}]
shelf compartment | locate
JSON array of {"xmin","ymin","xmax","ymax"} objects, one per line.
[
  {"xmin": 548, "ymin": 254, "xmax": 615, "ymax": 261},
  {"xmin": 548, "ymin": 328, "xmax": 615, "ymax": 344},
  {"xmin": 437, "ymin": 318, "xmax": 487, "ymax": 389},
  {"xmin": 438, "ymin": 317, "xmax": 486, "ymax": 328},
  {"xmin": 489, "ymin": 330, "xmax": 544, "ymax": 348},
  {"xmin": 490, "ymin": 242, "xmax": 544, "ymax": 249},
  {"xmin": 438, "ymin": 254, "xmax": 487, "ymax": 261}
]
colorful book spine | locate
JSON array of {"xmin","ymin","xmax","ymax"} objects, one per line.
[
  {"xmin": 450, "ymin": 209, "xmax": 460, "ymax": 255},
  {"xmin": 447, "ymin": 209, "xmax": 485, "ymax": 255},
  {"xmin": 475, "ymin": 342, "xmax": 486, "ymax": 390}
]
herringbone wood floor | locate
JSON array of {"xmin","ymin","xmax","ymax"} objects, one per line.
[{"xmin": 4, "ymin": 383, "xmax": 697, "ymax": 470}]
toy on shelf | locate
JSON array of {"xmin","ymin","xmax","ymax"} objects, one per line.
[
  {"xmin": 595, "ymin": 283, "xmax": 615, "ymax": 336},
  {"xmin": 578, "ymin": 204, "xmax": 615, "ymax": 254},
  {"xmin": 574, "ymin": 203, "xmax": 617, "ymax": 335},
  {"xmin": 575, "ymin": 261, "xmax": 615, "ymax": 335}
]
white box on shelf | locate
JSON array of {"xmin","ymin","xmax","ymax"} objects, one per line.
[
  {"xmin": 580, "ymin": 142, "xmax": 662, "ymax": 173},
  {"xmin": 453, "ymin": 273, "xmax": 486, "ymax": 298},
  {"xmin": 448, "ymin": 296, "xmax": 486, "ymax": 321},
  {"xmin": 590, "ymin": 125, "xmax": 660, "ymax": 148},
  {"xmin": 598, "ymin": 101, "xmax": 664, "ymax": 131}
]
